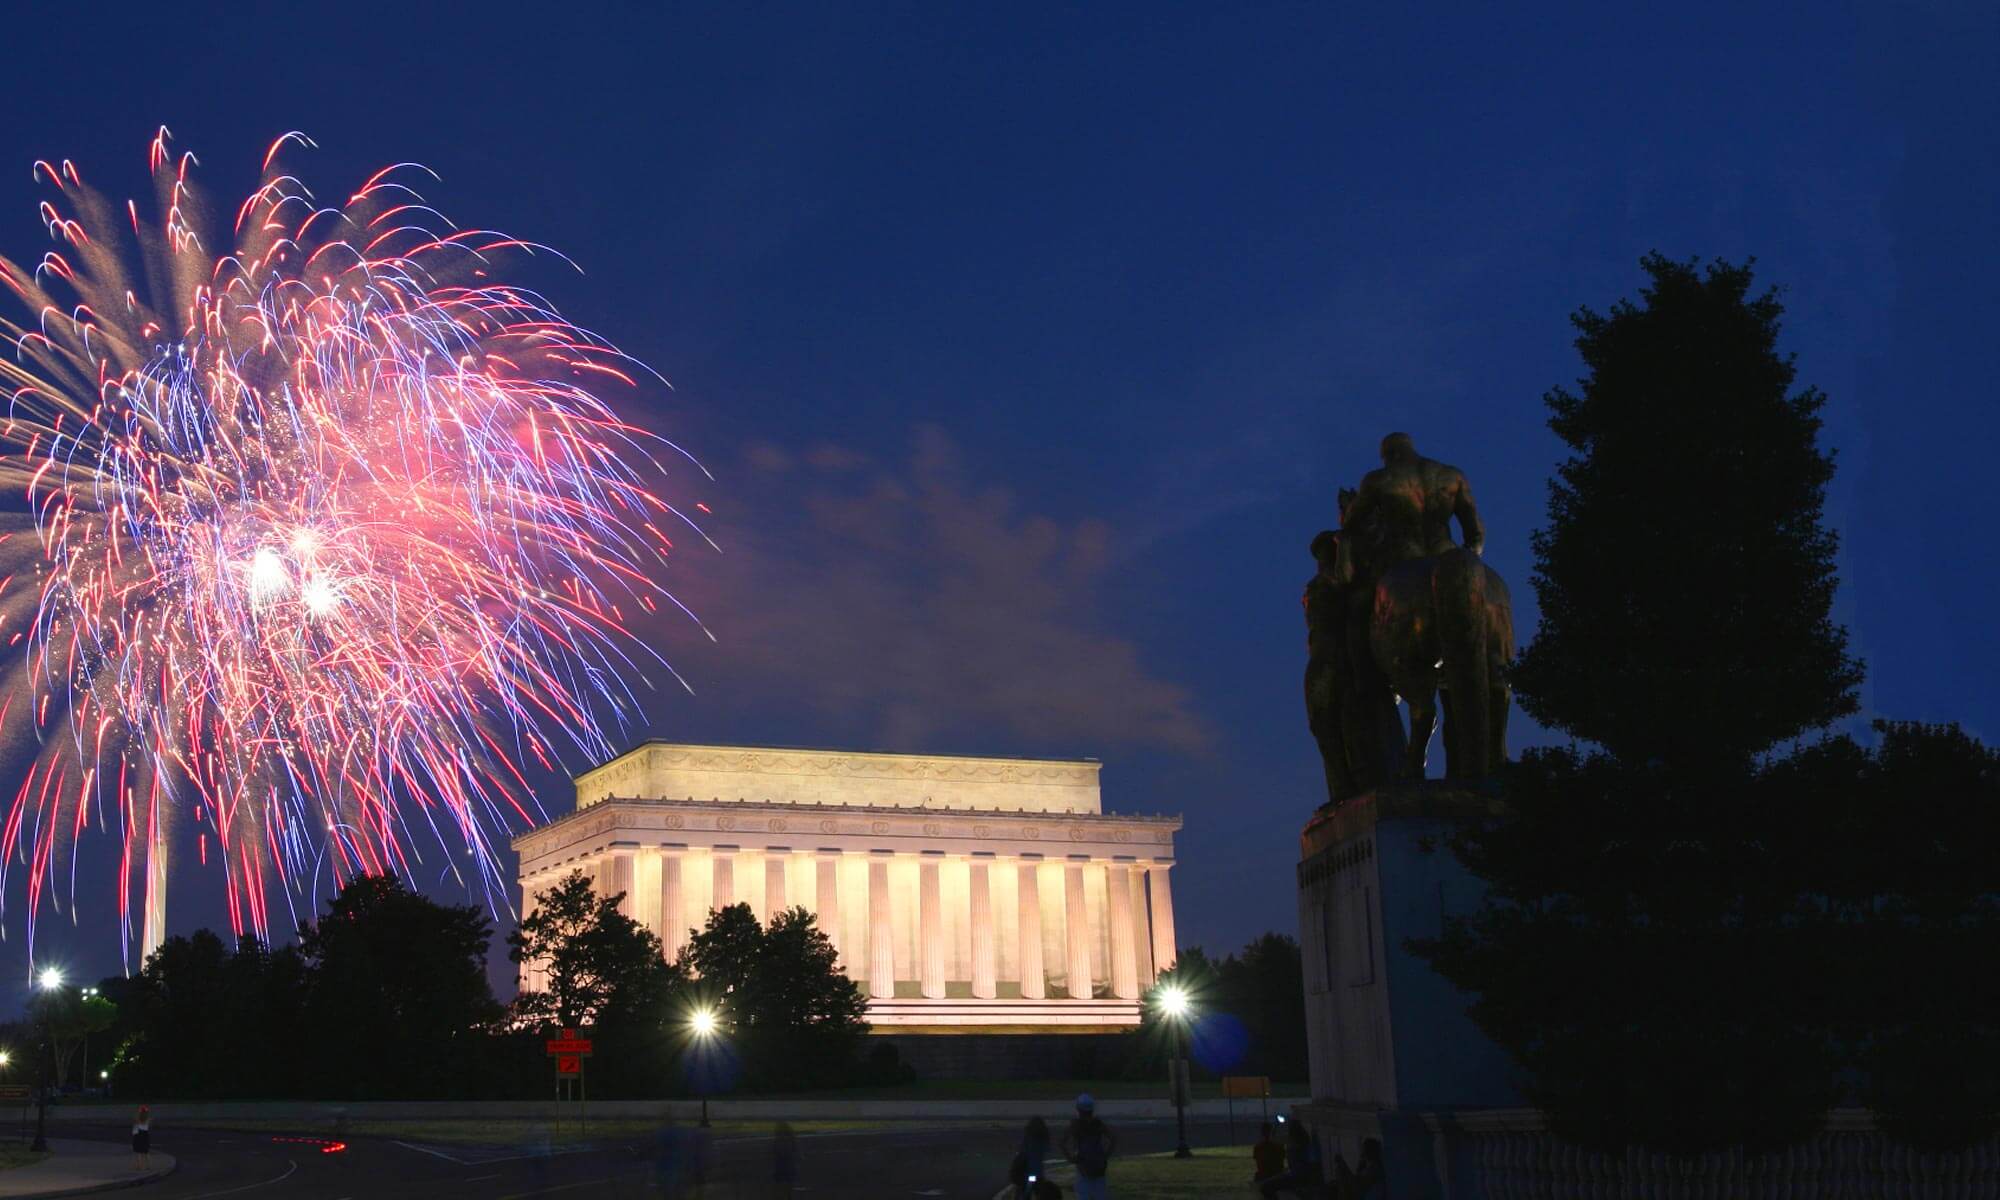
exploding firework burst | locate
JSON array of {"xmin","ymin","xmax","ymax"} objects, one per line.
[{"xmin": 0, "ymin": 130, "xmax": 709, "ymax": 971}]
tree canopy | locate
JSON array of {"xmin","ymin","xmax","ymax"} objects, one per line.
[
  {"xmin": 1414, "ymin": 257, "xmax": 2000, "ymax": 1154},
  {"xmin": 508, "ymin": 869, "xmax": 682, "ymax": 1032},
  {"xmin": 107, "ymin": 877, "xmax": 499, "ymax": 1099},
  {"xmin": 679, "ymin": 902, "xmax": 869, "ymax": 1089},
  {"xmin": 1137, "ymin": 933, "xmax": 1306, "ymax": 1083},
  {"xmin": 1512, "ymin": 253, "xmax": 1861, "ymax": 775}
]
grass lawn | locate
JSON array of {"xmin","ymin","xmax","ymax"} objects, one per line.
[
  {"xmin": 171, "ymin": 1116, "xmax": 1005, "ymax": 1146},
  {"xmin": 744, "ymin": 1077, "xmax": 1305, "ymax": 1102},
  {"xmin": 0, "ymin": 1144, "xmax": 52, "ymax": 1170},
  {"xmin": 1041, "ymin": 1145, "xmax": 1260, "ymax": 1199}
]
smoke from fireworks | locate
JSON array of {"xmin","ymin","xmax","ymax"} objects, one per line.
[{"xmin": 0, "ymin": 130, "xmax": 709, "ymax": 970}]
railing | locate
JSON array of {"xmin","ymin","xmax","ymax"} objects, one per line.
[{"xmin": 1451, "ymin": 1110, "xmax": 2000, "ymax": 1199}]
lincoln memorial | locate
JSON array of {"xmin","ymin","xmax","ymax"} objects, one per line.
[{"xmin": 513, "ymin": 742, "xmax": 1182, "ymax": 1031}]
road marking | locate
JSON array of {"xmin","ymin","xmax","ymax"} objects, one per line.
[
  {"xmin": 496, "ymin": 1177, "xmax": 615, "ymax": 1199},
  {"xmin": 179, "ymin": 1159, "xmax": 299, "ymax": 1198},
  {"xmin": 393, "ymin": 1140, "xmax": 471, "ymax": 1165}
]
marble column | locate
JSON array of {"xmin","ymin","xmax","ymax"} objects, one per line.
[
  {"xmin": 868, "ymin": 853, "xmax": 895, "ymax": 999},
  {"xmin": 712, "ymin": 846, "xmax": 736, "ymax": 915},
  {"xmin": 969, "ymin": 856, "xmax": 996, "ymax": 999},
  {"xmin": 658, "ymin": 849, "xmax": 686, "ymax": 964},
  {"xmin": 519, "ymin": 887, "xmax": 540, "ymax": 993},
  {"xmin": 607, "ymin": 847, "xmax": 636, "ymax": 920},
  {"xmin": 919, "ymin": 853, "xmax": 946, "ymax": 999},
  {"xmin": 815, "ymin": 850, "xmax": 842, "ymax": 963},
  {"xmin": 765, "ymin": 849, "xmax": 790, "ymax": 922},
  {"xmin": 1016, "ymin": 858, "xmax": 1046, "ymax": 1000},
  {"xmin": 1107, "ymin": 863, "xmax": 1140, "ymax": 1000},
  {"xmin": 1129, "ymin": 867, "xmax": 1155, "ymax": 982},
  {"xmin": 1063, "ymin": 860, "xmax": 1093, "ymax": 1000},
  {"xmin": 1147, "ymin": 862, "xmax": 1178, "ymax": 972}
]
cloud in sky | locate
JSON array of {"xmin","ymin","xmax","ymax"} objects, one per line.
[{"xmin": 673, "ymin": 426, "xmax": 1209, "ymax": 755}]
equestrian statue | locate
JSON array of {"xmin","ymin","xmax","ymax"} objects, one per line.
[{"xmin": 1304, "ymin": 433, "xmax": 1514, "ymax": 805}]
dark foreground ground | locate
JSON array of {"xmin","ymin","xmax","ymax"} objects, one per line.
[{"xmin": 61, "ymin": 1116, "xmax": 1239, "ymax": 1198}]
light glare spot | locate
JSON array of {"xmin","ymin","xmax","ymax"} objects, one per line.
[{"xmin": 248, "ymin": 547, "xmax": 289, "ymax": 602}]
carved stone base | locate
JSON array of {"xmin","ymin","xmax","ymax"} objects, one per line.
[{"xmin": 1294, "ymin": 782, "xmax": 1519, "ymax": 1197}]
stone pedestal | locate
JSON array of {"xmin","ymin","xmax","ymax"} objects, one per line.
[{"xmin": 1293, "ymin": 783, "xmax": 1520, "ymax": 1199}]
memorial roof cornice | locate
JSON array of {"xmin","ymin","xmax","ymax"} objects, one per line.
[
  {"xmin": 511, "ymin": 794, "xmax": 1181, "ymax": 851},
  {"xmin": 578, "ymin": 738, "xmax": 1102, "ymax": 775}
]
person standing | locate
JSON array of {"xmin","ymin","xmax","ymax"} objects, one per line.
[
  {"xmin": 1060, "ymin": 1094, "xmax": 1116, "ymax": 1200},
  {"xmin": 130, "ymin": 1105, "xmax": 152, "ymax": 1170},
  {"xmin": 1005, "ymin": 1115, "xmax": 1053, "ymax": 1198},
  {"xmin": 770, "ymin": 1121, "xmax": 798, "ymax": 1197},
  {"xmin": 1260, "ymin": 1121, "xmax": 1322, "ymax": 1198},
  {"xmin": 1251, "ymin": 1121, "xmax": 1287, "ymax": 1188},
  {"xmin": 1331, "ymin": 1137, "xmax": 1384, "ymax": 1198}
]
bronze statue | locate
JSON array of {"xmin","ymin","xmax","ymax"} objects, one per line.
[
  {"xmin": 1304, "ymin": 530, "xmax": 1353, "ymax": 803},
  {"xmin": 1340, "ymin": 431, "xmax": 1484, "ymax": 564},
  {"xmin": 1308, "ymin": 434, "xmax": 1514, "ymax": 803}
]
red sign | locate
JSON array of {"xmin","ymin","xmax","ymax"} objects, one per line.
[
  {"xmin": 545, "ymin": 1028, "xmax": 595, "ymax": 1056},
  {"xmin": 555, "ymin": 1055, "xmax": 581, "ymax": 1075}
]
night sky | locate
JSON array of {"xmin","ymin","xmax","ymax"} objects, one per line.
[{"xmin": 1, "ymin": 4, "xmax": 1994, "ymax": 1006}]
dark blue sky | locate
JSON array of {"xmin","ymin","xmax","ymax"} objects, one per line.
[{"xmin": 1, "ymin": 3, "xmax": 1994, "ymax": 1002}]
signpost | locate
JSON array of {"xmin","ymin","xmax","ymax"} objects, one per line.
[
  {"xmin": 1220, "ymin": 1075, "xmax": 1272, "ymax": 1144},
  {"xmin": 545, "ymin": 1029, "xmax": 594, "ymax": 1133}
]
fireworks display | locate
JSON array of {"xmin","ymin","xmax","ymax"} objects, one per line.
[{"xmin": 0, "ymin": 130, "xmax": 706, "ymax": 970}]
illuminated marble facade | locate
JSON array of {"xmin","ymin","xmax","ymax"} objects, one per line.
[{"xmin": 514, "ymin": 742, "xmax": 1182, "ymax": 1030}]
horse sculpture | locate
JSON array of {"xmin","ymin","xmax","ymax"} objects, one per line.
[
  {"xmin": 1327, "ymin": 483, "xmax": 1515, "ymax": 786},
  {"xmin": 1362, "ymin": 545, "xmax": 1513, "ymax": 781}
]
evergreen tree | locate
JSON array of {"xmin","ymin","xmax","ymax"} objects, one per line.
[
  {"xmin": 1414, "ymin": 256, "xmax": 1865, "ymax": 1153},
  {"xmin": 1512, "ymin": 253, "xmax": 1861, "ymax": 773}
]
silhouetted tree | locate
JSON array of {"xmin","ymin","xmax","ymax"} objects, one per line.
[
  {"xmin": 299, "ymin": 874, "xmax": 501, "ymax": 1098},
  {"xmin": 1768, "ymin": 722, "xmax": 2000, "ymax": 1149},
  {"xmin": 508, "ymin": 870, "xmax": 681, "ymax": 1032},
  {"xmin": 1136, "ymin": 938, "xmax": 1306, "ymax": 1083},
  {"xmin": 110, "ymin": 931, "xmax": 309, "ymax": 1098},
  {"xmin": 34, "ymin": 985, "xmax": 116, "ymax": 1090},
  {"xmin": 1415, "ymin": 257, "xmax": 1864, "ymax": 1154},
  {"xmin": 679, "ymin": 903, "xmax": 868, "ymax": 1088},
  {"xmin": 1511, "ymin": 253, "xmax": 1861, "ymax": 776}
]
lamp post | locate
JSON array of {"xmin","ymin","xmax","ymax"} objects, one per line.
[
  {"xmin": 80, "ymin": 986, "xmax": 98, "ymax": 1093},
  {"xmin": 31, "ymin": 966, "xmax": 65, "ymax": 1153},
  {"xmin": 688, "ymin": 1008, "xmax": 719, "ymax": 1128},
  {"xmin": 1158, "ymin": 984, "xmax": 1194, "ymax": 1159}
]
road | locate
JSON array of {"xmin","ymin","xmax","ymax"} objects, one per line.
[{"xmin": 62, "ymin": 1116, "xmax": 1242, "ymax": 1197}]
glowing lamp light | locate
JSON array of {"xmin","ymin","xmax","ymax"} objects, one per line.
[
  {"xmin": 0, "ymin": 1050, "xmax": 11, "ymax": 1067},
  {"xmin": 689, "ymin": 1008, "xmax": 718, "ymax": 1038},
  {"xmin": 1158, "ymin": 985, "xmax": 1190, "ymax": 1020}
]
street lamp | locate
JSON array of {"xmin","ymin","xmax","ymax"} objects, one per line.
[
  {"xmin": 80, "ymin": 986, "xmax": 99, "ymax": 1091},
  {"xmin": 1157, "ymin": 984, "xmax": 1194, "ymax": 1159},
  {"xmin": 688, "ymin": 1008, "xmax": 719, "ymax": 1128},
  {"xmin": 30, "ymin": 966, "xmax": 66, "ymax": 1153}
]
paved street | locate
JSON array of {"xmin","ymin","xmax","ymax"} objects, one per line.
[{"xmin": 57, "ymin": 1117, "xmax": 1240, "ymax": 1198}]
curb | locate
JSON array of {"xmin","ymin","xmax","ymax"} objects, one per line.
[{"xmin": 0, "ymin": 1155, "xmax": 177, "ymax": 1200}]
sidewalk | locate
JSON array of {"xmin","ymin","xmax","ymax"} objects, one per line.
[
  {"xmin": 51, "ymin": 1095, "xmax": 1304, "ymax": 1123},
  {"xmin": 0, "ymin": 1140, "xmax": 175, "ymax": 1199}
]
